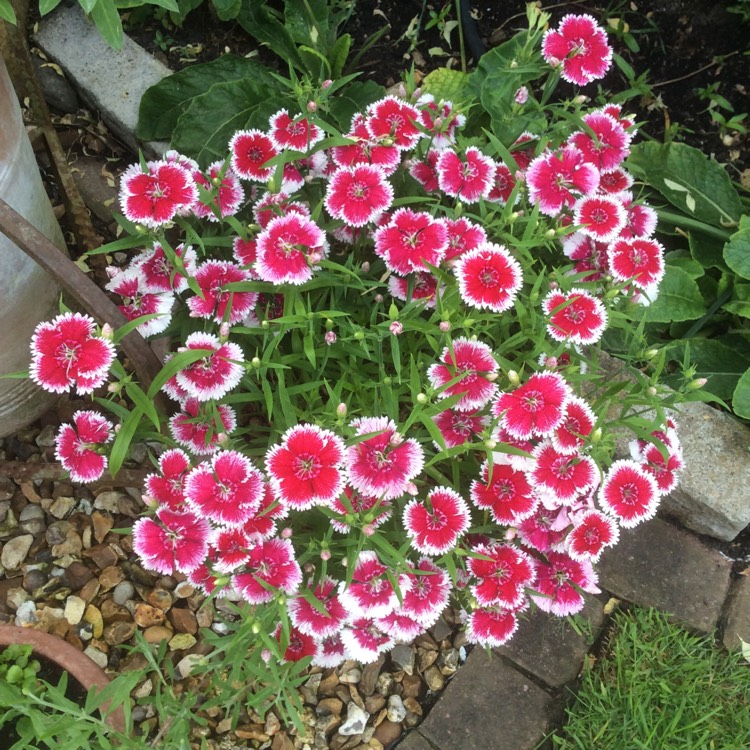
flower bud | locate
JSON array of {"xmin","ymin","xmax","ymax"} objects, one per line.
[
  {"xmin": 320, "ymin": 549, "xmax": 331, "ymax": 561},
  {"xmin": 261, "ymin": 648, "xmax": 271, "ymax": 663},
  {"xmin": 647, "ymin": 386, "xmax": 657, "ymax": 397},
  {"xmin": 439, "ymin": 321, "xmax": 451, "ymax": 332},
  {"xmin": 545, "ymin": 356, "xmax": 558, "ymax": 369},
  {"xmin": 261, "ymin": 320, "xmax": 270, "ymax": 329},
  {"xmin": 390, "ymin": 321, "xmax": 404, "ymax": 336},
  {"xmin": 354, "ymin": 330, "xmax": 365, "ymax": 340},
  {"xmin": 687, "ymin": 377, "xmax": 708, "ymax": 390},
  {"xmin": 306, "ymin": 100, "xmax": 317, "ymax": 113},
  {"xmin": 389, "ymin": 432, "xmax": 404, "ymax": 447},
  {"xmin": 336, "ymin": 402, "xmax": 347, "ymax": 418},
  {"xmin": 486, "ymin": 372, "xmax": 498, "ymax": 382},
  {"xmin": 322, "ymin": 79, "xmax": 333, "ymax": 90},
  {"xmin": 544, "ymin": 228, "xmax": 556, "ymax": 240},
  {"xmin": 219, "ymin": 322, "xmax": 231, "ymax": 339},
  {"xmin": 484, "ymin": 438, "xmax": 497, "ymax": 450},
  {"xmin": 251, "ymin": 356, "xmax": 261, "ymax": 369},
  {"xmin": 100, "ymin": 323, "xmax": 114, "ymax": 339},
  {"xmin": 251, "ymin": 621, "xmax": 261, "ymax": 635},
  {"xmin": 504, "ymin": 528, "xmax": 517, "ymax": 541},
  {"xmin": 281, "ymin": 527, "xmax": 293, "ymax": 539},
  {"xmin": 374, "ymin": 294, "xmax": 384, "ymax": 303},
  {"xmin": 363, "ymin": 524, "xmax": 376, "ymax": 537},
  {"xmin": 325, "ymin": 331, "xmax": 337, "ymax": 345},
  {"xmin": 107, "ymin": 382, "xmax": 120, "ymax": 393},
  {"xmin": 514, "ymin": 86, "xmax": 528, "ymax": 105},
  {"xmin": 416, "ymin": 393, "xmax": 428, "ymax": 404},
  {"xmin": 361, "ymin": 261, "xmax": 370, "ymax": 273},
  {"xmin": 507, "ymin": 370, "xmax": 521, "ymax": 387},
  {"xmin": 383, "ymin": 376, "xmax": 392, "ymax": 385},
  {"xmin": 397, "ymin": 83, "xmax": 407, "ymax": 98},
  {"xmin": 644, "ymin": 348, "xmax": 659, "ymax": 360},
  {"xmin": 405, "ymin": 481, "xmax": 419, "ymax": 496},
  {"xmin": 217, "ymin": 432, "xmax": 229, "ymax": 446},
  {"xmin": 591, "ymin": 427, "xmax": 602, "ymax": 444}
]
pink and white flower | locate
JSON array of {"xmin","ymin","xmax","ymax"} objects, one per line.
[
  {"xmin": 174, "ymin": 332, "xmax": 244, "ymax": 402},
  {"xmin": 212, "ymin": 526, "xmax": 257, "ymax": 574},
  {"xmin": 542, "ymin": 14, "xmax": 613, "ymax": 86},
  {"xmin": 493, "ymin": 372, "xmax": 572, "ymax": 440},
  {"xmin": 552, "ymin": 396, "xmax": 596, "ymax": 454},
  {"xmin": 573, "ymin": 194, "xmax": 627, "ymax": 242},
  {"xmin": 399, "ymin": 557, "xmax": 452, "ymax": 625},
  {"xmin": 486, "ymin": 161, "xmax": 518, "ymax": 205},
  {"xmin": 408, "ymin": 149, "xmax": 441, "ymax": 192},
  {"xmin": 338, "ymin": 550, "xmax": 409, "ymax": 618},
  {"xmin": 288, "ymin": 577, "xmax": 349, "ymax": 638},
  {"xmin": 388, "ymin": 272, "xmax": 440, "ymax": 308},
  {"xmin": 331, "ymin": 113, "xmax": 401, "ymax": 174},
  {"xmin": 191, "ymin": 160, "xmax": 245, "ymax": 220},
  {"xmin": 119, "ymin": 160, "xmax": 197, "ymax": 228},
  {"xmin": 467, "ymin": 542, "xmax": 536, "ymax": 608},
  {"xmin": 568, "ymin": 112, "xmax": 630, "ymax": 172},
  {"xmin": 255, "ymin": 213, "xmax": 328, "ymax": 285},
  {"xmin": 269, "ymin": 109, "xmax": 324, "ymax": 151},
  {"xmin": 347, "ymin": 416, "xmax": 424, "ymax": 501},
  {"xmin": 329, "ymin": 487, "xmax": 392, "ymax": 533},
  {"xmin": 567, "ymin": 510, "xmax": 619, "ymax": 562},
  {"xmin": 543, "ymin": 288, "xmax": 608, "ymax": 345},
  {"xmin": 55, "ymin": 410, "xmax": 113, "ymax": 483},
  {"xmin": 30, "ymin": 312, "xmax": 115, "ymax": 395},
  {"xmin": 466, "ymin": 605, "xmax": 523, "ymax": 647},
  {"xmin": 433, "ymin": 408, "xmax": 486, "ymax": 449},
  {"xmin": 187, "ymin": 260, "xmax": 258, "ymax": 324},
  {"xmin": 427, "ymin": 338, "xmax": 499, "ymax": 412},
  {"xmin": 598, "ymin": 459, "xmax": 659, "ymax": 527},
  {"xmin": 132, "ymin": 506, "xmax": 210, "ymax": 575},
  {"xmin": 106, "ymin": 268, "xmax": 174, "ymax": 339},
  {"xmin": 638, "ymin": 442, "xmax": 684, "ymax": 495},
  {"xmin": 131, "ymin": 242, "xmax": 197, "ymax": 293},
  {"xmin": 313, "ymin": 634, "xmax": 347, "ymax": 669},
  {"xmin": 470, "ymin": 461, "xmax": 537, "ymax": 524},
  {"xmin": 169, "ymin": 399, "xmax": 237, "ymax": 455},
  {"xmin": 184, "ymin": 450, "xmax": 264, "ymax": 526},
  {"xmin": 608, "ymin": 237, "xmax": 665, "ymax": 299},
  {"xmin": 265, "ymin": 423, "xmax": 346, "ymax": 510},
  {"xmin": 530, "ymin": 551, "xmax": 600, "ymax": 616},
  {"xmin": 341, "ymin": 618, "xmax": 394, "ymax": 664},
  {"xmin": 526, "ymin": 146, "xmax": 600, "ymax": 216},
  {"xmin": 531, "ymin": 444, "xmax": 598, "ymax": 504},
  {"xmin": 454, "ymin": 243, "xmax": 523, "ymax": 313},
  {"xmin": 324, "ymin": 164, "xmax": 394, "ymax": 227},
  {"xmin": 403, "ymin": 486, "xmax": 471, "ymax": 555},
  {"xmin": 436, "ymin": 146, "xmax": 495, "ymax": 203},
  {"xmin": 143, "ymin": 448, "xmax": 192, "ymax": 510},
  {"xmin": 229, "ymin": 129, "xmax": 278, "ymax": 181},
  {"xmin": 232, "ymin": 537, "xmax": 302, "ymax": 603},
  {"xmin": 374, "ymin": 208, "xmax": 448, "ymax": 274},
  {"xmin": 442, "ymin": 217, "xmax": 487, "ymax": 263},
  {"xmin": 365, "ymin": 96, "xmax": 421, "ymax": 150}
]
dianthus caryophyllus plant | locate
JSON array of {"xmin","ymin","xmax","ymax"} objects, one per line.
[{"xmin": 29, "ymin": 5, "xmax": 695, "ymax": 722}]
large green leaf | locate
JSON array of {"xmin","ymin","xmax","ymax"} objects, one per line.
[
  {"xmin": 723, "ymin": 215, "xmax": 750, "ymax": 280},
  {"xmin": 689, "ymin": 230, "xmax": 727, "ymax": 271},
  {"xmin": 723, "ymin": 282, "xmax": 750, "ymax": 319},
  {"xmin": 641, "ymin": 265, "xmax": 706, "ymax": 323},
  {"xmin": 236, "ymin": 1, "xmax": 302, "ymax": 71},
  {"xmin": 171, "ymin": 78, "xmax": 286, "ymax": 165},
  {"xmin": 326, "ymin": 80, "xmax": 385, "ymax": 129},
  {"xmin": 422, "ymin": 68, "xmax": 472, "ymax": 104},
  {"xmin": 731, "ymin": 368, "xmax": 750, "ymax": 419},
  {"xmin": 89, "ymin": 0, "xmax": 124, "ymax": 50},
  {"xmin": 136, "ymin": 56, "xmax": 277, "ymax": 141},
  {"xmin": 211, "ymin": 0, "xmax": 241, "ymax": 21},
  {"xmin": 664, "ymin": 339, "xmax": 750, "ymax": 400},
  {"xmin": 628, "ymin": 142, "xmax": 743, "ymax": 227}
]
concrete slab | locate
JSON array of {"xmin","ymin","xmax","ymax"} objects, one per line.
[
  {"xmin": 722, "ymin": 575, "xmax": 750, "ymax": 651},
  {"xmin": 498, "ymin": 594, "xmax": 606, "ymax": 689},
  {"xmin": 598, "ymin": 517, "xmax": 732, "ymax": 634},
  {"xmin": 34, "ymin": 4, "xmax": 169, "ymax": 157},
  {"xmin": 417, "ymin": 647, "xmax": 554, "ymax": 750}
]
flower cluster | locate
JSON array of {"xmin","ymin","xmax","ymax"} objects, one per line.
[{"xmin": 30, "ymin": 13, "xmax": 683, "ymax": 666}]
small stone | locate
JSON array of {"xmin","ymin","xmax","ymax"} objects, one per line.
[
  {"xmin": 84, "ymin": 544, "xmax": 119, "ymax": 570},
  {"xmin": 373, "ymin": 720, "xmax": 402, "ymax": 747},
  {"xmin": 339, "ymin": 666, "xmax": 362, "ymax": 684},
  {"xmin": 132, "ymin": 678, "xmax": 153, "ymax": 700},
  {"xmin": 235, "ymin": 724, "xmax": 269, "ymax": 742},
  {"xmin": 417, "ymin": 648, "xmax": 438, "ymax": 672},
  {"xmin": 64, "ymin": 595, "xmax": 87, "ymax": 625},
  {"xmin": 360, "ymin": 655, "xmax": 385, "ymax": 697},
  {"xmin": 316, "ymin": 713, "xmax": 341, "ymax": 737},
  {"xmin": 195, "ymin": 605, "xmax": 213, "ymax": 628},
  {"xmin": 264, "ymin": 711, "xmax": 281, "ymax": 736},
  {"xmin": 93, "ymin": 491, "xmax": 128, "ymax": 513},
  {"xmin": 318, "ymin": 672, "xmax": 339, "ymax": 696},
  {"xmin": 216, "ymin": 718, "xmax": 232, "ymax": 735},
  {"xmin": 430, "ymin": 616, "xmax": 452, "ymax": 643},
  {"xmin": 22, "ymin": 568, "xmax": 47, "ymax": 593},
  {"xmin": 317, "ymin": 697, "xmax": 344, "ymax": 717},
  {"xmin": 91, "ymin": 511, "xmax": 113, "ymax": 543},
  {"xmin": 338, "ymin": 702, "xmax": 368, "ymax": 736},
  {"xmin": 403, "ymin": 697, "xmax": 422, "ymax": 715},
  {"xmin": 19, "ymin": 481, "xmax": 41, "ymax": 503},
  {"xmin": 83, "ymin": 645, "xmax": 108, "ymax": 669},
  {"xmin": 401, "ymin": 673, "xmax": 422, "ymax": 699},
  {"xmin": 271, "ymin": 732, "xmax": 294, "ymax": 750},
  {"xmin": 112, "ymin": 580, "xmax": 135, "ymax": 606},
  {"xmin": 78, "ymin": 578, "xmax": 101, "ymax": 602},
  {"xmin": 423, "ymin": 665, "xmax": 445, "ymax": 692},
  {"xmin": 146, "ymin": 588, "xmax": 173, "ymax": 611},
  {"xmin": 174, "ymin": 581, "xmax": 194, "ymax": 599},
  {"xmin": 168, "ymin": 607, "xmax": 197, "ymax": 635},
  {"xmin": 134, "ymin": 603, "xmax": 166, "ymax": 628},
  {"xmin": 100, "ymin": 599, "xmax": 131, "ymax": 623},
  {"xmin": 104, "ymin": 620, "xmax": 136, "ymax": 646},
  {"xmin": 168, "ymin": 632, "xmax": 196, "ymax": 651},
  {"xmin": 83, "ymin": 604, "xmax": 104, "ymax": 638},
  {"xmin": 35, "ymin": 424, "xmax": 58, "ymax": 448},
  {"xmin": 375, "ymin": 672, "xmax": 395, "ymax": 697},
  {"xmin": 386, "ymin": 695, "xmax": 406, "ymax": 724},
  {"xmin": 176, "ymin": 652, "xmax": 206, "ymax": 678},
  {"xmin": 0, "ymin": 476, "xmax": 15, "ymax": 501},
  {"xmin": 49, "ymin": 496, "xmax": 76, "ymax": 519},
  {"xmin": 61, "ymin": 561, "xmax": 95, "ymax": 591},
  {"xmin": 52, "ymin": 530, "xmax": 82, "ymax": 559},
  {"xmin": 369, "ymin": 740, "xmax": 384, "ymax": 750},
  {"xmin": 438, "ymin": 648, "xmax": 459, "ymax": 676},
  {"xmin": 390, "ymin": 644, "xmax": 415, "ymax": 675},
  {"xmin": 18, "ymin": 504, "xmax": 46, "ymax": 536},
  {"xmin": 14, "ymin": 600, "xmax": 37, "ymax": 626},
  {"xmin": 98, "ymin": 566, "xmax": 125, "ymax": 591},
  {"xmin": 1, "ymin": 534, "xmax": 34, "ymax": 570},
  {"xmin": 364, "ymin": 694, "xmax": 385, "ymax": 715},
  {"xmin": 300, "ymin": 672, "xmax": 322, "ymax": 704},
  {"xmin": 143, "ymin": 625, "xmax": 172, "ymax": 643}
]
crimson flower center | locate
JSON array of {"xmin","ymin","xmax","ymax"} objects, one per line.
[
  {"xmin": 589, "ymin": 208, "xmax": 609, "ymax": 224},
  {"xmin": 425, "ymin": 508, "xmax": 447, "ymax": 530},
  {"xmin": 479, "ymin": 265, "xmax": 498, "ymax": 286},
  {"xmin": 521, "ymin": 390, "xmax": 544, "ymax": 412},
  {"xmin": 618, "ymin": 483, "xmax": 638, "ymax": 503},
  {"xmin": 294, "ymin": 453, "xmax": 320, "ymax": 479},
  {"xmin": 348, "ymin": 181, "xmax": 369, "ymax": 200}
]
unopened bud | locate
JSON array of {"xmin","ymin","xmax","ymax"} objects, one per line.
[
  {"xmin": 504, "ymin": 528, "xmax": 517, "ymax": 541},
  {"xmin": 439, "ymin": 321, "xmax": 451, "ymax": 332},
  {"xmin": 212, "ymin": 176, "xmax": 222, "ymax": 186},
  {"xmin": 374, "ymin": 294, "xmax": 384, "ymax": 303},
  {"xmin": 219, "ymin": 322, "xmax": 231, "ymax": 338},
  {"xmin": 644, "ymin": 348, "xmax": 659, "ymax": 360},
  {"xmin": 107, "ymin": 382, "xmax": 120, "ymax": 393},
  {"xmin": 545, "ymin": 356, "xmax": 558, "ymax": 369},
  {"xmin": 336, "ymin": 402, "xmax": 347, "ymax": 418},
  {"xmin": 544, "ymin": 228, "xmax": 556, "ymax": 239},
  {"xmin": 687, "ymin": 377, "xmax": 708, "ymax": 390},
  {"xmin": 251, "ymin": 356, "xmax": 261, "ymax": 369},
  {"xmin": 217, "ymin": 432, "xmax": 229, "ymax": 446},
  {"xmin": 320, "ymin": 549, "xmax": 331, "ymax": 561},
  {"xmin": 390, "ymin": 321, "xmax": 404, "ymax": 336},
  {"xmin": 100, "ymin": 323, "xmax": 114, "ymax": 339},
  {"xmin": 361, "ymin": 261, "xmax": 370, "ymax": 273},
  {"xmin": 354, "ymin": 330, "xmax": 365, "ymax": 340},
  {"xmin": 281, "ymin": 527, "xmax": 293, "ymax": 539},
  {"xmin": 486, "ymin": 372, "xmax": 498, "ymax": 382},
  {"xmin": 591, "ymin": 427, "xmax": 602, "ymax": 444},
  {"xmin": 251, "ymin": 621, "xmax": 261, "ymax": 635},
  {"xmin": 306, "ymin": 100, "xmax": 317, "ymax": 113},
  {"xmin": 363, "ymin": 524, "xmax": 376, "ymax": 536},
  {"xmin": 647, "ymin": 386, "xmax": 657, "ymax": 397},
  {"xmin": 416, "ymin": 393, "xmax": 428, "ymax": 404},
  {"xmin": 325, "ymin": 331, "xmax": 337, "ymax": 345},
  {"xmin": 405, "ymin": 481, "xmax": 419, "ymax": 496},
  {"xmin": 261, "ymin": 648, "xmax": 271, "ymax": 662},
  {"xmin": 485, "ymin": 439, "xmax": 497, "ymax": 450},
  {"xmin": 322, "ymin": 79, "xmax": 333, "ymax": 90},
  {"xmin": 507, "ymin": 370, "xmax": 521, "ymax": 387}
]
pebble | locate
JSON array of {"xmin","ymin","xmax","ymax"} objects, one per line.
[
  {"xmin": 338, "ymin": 702, "xmax": 368, "ymax": 736},
  {"xmin": 15, "ymin": 600, "xmax": 37, "ymax": 626},
  {"xmin": 64, "ymin": 595, "xmax": 87, "ymax": 625},
  {"xmin": 134, "ymin": 603, "xmax": 166, "ymax": 628},
  {"xmin": 168, "ymin": 632, "xmax": 196, "ymax": 651},
  {"xmin": 423, "ymin": 665, "xmax": 445, "ymax": 692},
  {"xmin": 1, "ymin": 534, "xmax": 34, "ymax": 570},
  {"xmin": 83, "ymin": 645, "xmax": 108, "ymax": 669},
  {"xmin": 91, "ymin": 511, "xmax": 113, "ymax": 543},
  {"xmin": 93, "ymin": 491, "xmax": 128, "ymax": 513},
  {"xmin": 386, "ymin": 695, "xmax": 407, "ymax": 723},
  {"xmin": 35, "ymin": 424, "xmax": 57, "ymax": 448},
  {"xmin": 317, "ymin": 697, "xmax": 344, "ymax": 717},
  {"xmin": 51, "ymin": 529, "xmax": 83, "ymax": 558},
  {"xmin": 100, "ymin": 599, "xmax": 131, "ymax": 623},
  {"xmin": 390, "ymin": 644, "xmax": 415, "ymax": 675},
  {"xmin": 146, "ymin": 588, "xmax": 173, "ymax": 611},
  {"xmin": 339, "ymin": 667, "xmax": 362, "ymax": 685},
  {"xmin": 83, "ymin": 604, "xmax": 104, "ymax": 638},
  {"xmin": 18, "ymin": 504, "xmax": 46, "ymax": 536},
  {"xmin": 104, "ymin": 620, "xmax": 136, "ymax": 646},
  {"xmin": 375, "ymin": 673, "xmax": 396, "ymax": 697},
  {"xmin": 373, "ymin": 719, "xmax": 402, "ymax": 747},
  {"xmin": 84, "ymin": 544, "xmax": 119, "ymax": 570},
  {"xmin": 168, "ymin": 607, "xmax": 198, "ymax": 635},
  {"xmin": 430, "ymin": 617, "xmax": 452, "ymax": 643},
  {"xmin": 143, "ymin": 625, "xmax": 173, "ymax": 644},
  {"xmin": 174, "ymin": 581, "xmax": 195, "ymax": 599},
  {"xmin": 112, "ymin": 580, "xmax": 135, "ymax": 606},
  {"xmin": 78, "ymin": 578, "xmax": 101, "ymax": 602},
  {"xmin": 62, "ymin": 561, "xmax": 95, "ymax": 591},
  {"xmin": 49, "ymin": 496, "xmax": 76, "ymax": 519},
  {"xmin": 98, "ymin": 566, "xmax": 125, "ymax": 591},
  {"xmin": 176, "ymin": 653, "xmax": 206, "ymax": 679}
]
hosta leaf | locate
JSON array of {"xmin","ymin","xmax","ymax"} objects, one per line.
[
  {"xmin": 422, "ymin": 67, "xmax": 472, "ymax": 103},
  {"xmin": 641, "ymin": 266, "xmax": 706, "ymax": 323},
  {"xmin": 731, "ymin": 368, "xmax": 750, "ymax": 419},
  {"xmin": 628, "ymin": 141, "xmax": 742, "ymax": 226},
  {"xmin": 723, "ymin": 216, "xmax": 750, "ymax": 280}
]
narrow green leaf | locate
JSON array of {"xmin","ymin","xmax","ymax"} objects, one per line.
[
  {"xmin": 89, "ymin": 0, "xmax": 124, "ymax": 50},
  {"xmin": 108, "ymin": 405, "xmax": 144, "ymax": 477},
  {"xmin": 0, "ymin": 0, "xmax": 16, "ymax": 23},
  {"xmin": 125, "ymin": 382, "xmax": 161, "ymax": 430}
]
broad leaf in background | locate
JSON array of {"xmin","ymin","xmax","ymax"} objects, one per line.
[
  {"xmin": 723, "ymin": 215, "xmax": 750, "ymax": 279},
  {"xmin": 171, "ymin": 78, "xmax": 287, "ymax": 166},
  {"xmin": 641, "ymin": 265, "xmax": 706, "ymax": 323},
  {"xmin": 326, "ymin": 80, "xmax": 386, "ymax": 129},
  {"xmin": 628, "ymin": 142, "xmax": 743, "ymax": 227},
  {"xmin": 137, "ymin": 56, "xmax": 278, "ymax": 141},
  {"xmin": 422, "ymin": 68, "xmax": 471, "ymax": 105},
  {"xmin": 732, "ymin": 369, "xmax": 750, "ymax": 419}
]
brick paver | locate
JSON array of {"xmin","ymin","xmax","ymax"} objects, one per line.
[{"xmin": 597, "ymin": 517, "xmax": 733, "ymax": 634}]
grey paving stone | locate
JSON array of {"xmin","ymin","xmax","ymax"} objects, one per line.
[
  {"xmin": 34, "ymin": 5, "xmax": 169, "ymax": 156},
  {"xmin": 660, "ymin": 399, "xmax": 750, "ymax": 542},
  {"xmin": 497, "ymin": 594, "xmax": 606, "ymax": 688},
  {"xmin": 418, "ymin": 647, "xmax": 554, "ymax": 750},
  {"xmin": 722, "ymin": 575, "xmax": 750, "ymax": 651},
  {"xmin": 597, "ymin": 517, "xmax": 732, "ymax": 634},
  {"xmin": 394, "ymin": 730, "xmax": 438, "ymax": 750}
]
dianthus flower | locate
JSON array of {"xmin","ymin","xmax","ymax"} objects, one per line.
[
  {"xmin": 338, "ymin": 550, "xmax": 410, "ymax": 618},
  {"xmin": 526, "ymin": 146, "xmax": 600, "ymax": 216},
  {"xmin": 442, "ymin": 216, "xmax": 487, "ymax": 263},
  {"xmin": 55, "ymin": 410, "xmax": 113, "ymax": 483},
  {"xmin": 541, "ymin": 14, "xmax": 613, "ymax": 86},
  {"xmin": 174, "ymin": 332, "xmax": 244, "ymax": 402},
  {"xmin": 365, "ymin": 96, "xmax": 422, "ymax": 150},
  {"xmin": 470, "ymin": 460, "xmax": 537, "ymax": 525},
  {"xmin": 566, "ymin": 509, "xmax": 619, "ymax": 562},
  {"xmin": 119, "ymin": 160, "xmax": 197, "ymax": 228},
  {"xmin": 454, "ymin": 243, "xmax": 523, "ymax": 313},
  {"xmin": 341, "ymin": 618, "xmax": 395, "ymax": 664},
  {"xmin": 329, "ymin": 486, "xmax": 391, "ymax": 533},
  {"xmin": 324, "ymin": 164, "xmax": 394, "ymax": 227},
  {"xmin": 233, "ymin": 537, "xmax": 302, "ymax": 604},
  {"xmin": 106, "ymin": 268, "xmax": 175, "ymax": 339},
  {"xmin": 552, "ymin": 396, "xmax": 596, "ymax": 455},
  {"xmin": 467, "ymin": 542, "xmax": 536, "ymax": 608},
  {"xmin": 130, "ymin": 242, "xmax": 197, "ymax": 294},
  {"xmin": 229, "ymin": 129, "xmax": 278, "ymax": 181},
  {"xmin": 388, "ymin": 271, "xmax": 440, "ymax": 308},
  {"xmin": 374, "ymin": 208, "xmax": 448, "ymax": 274},
  {"xmin": 398, "ymin": 557, "xmax": 452, "ymax": 626},
  {"xmin": 530, "ymin": 551, "xmax": 600, "ymax": 616},
  {"xmin": 433, "ymin": 407, "xmax": 486, "ymax": 449},
  {"xmin": 288, "ymin": 577, "xmax": 349, "ymax": 638},
  {"xmin": 30, "ymin": 312, "xmax": 115, "ymax": 395},
  {"xmin": 573, "ymin": 194, "xmax": 627, "ymax": 242},
  {"xmin": 543, "ymin": 288, "xmax": 608, "ymax": 345},
  {"xmin": 598, "ymin": 459, "xmax": 659, "ymax": 527},
  {"xmin": 269, "ymin": 109, "xmax": 324, "ymax": 151},
  {"xmin": 331, "ymin": 113, "xmax": 401, "ymax": 174},
  {"xmin": 436, "ymin": 146, "xmax": 495, "ymax": 203},
  {"xmin": 143, "ymin": 448, "xmax": 192, "ymax": 510},
  {"xmin": 530, "ymin": 444, "xmax": 598, "ymax": 504},
  {"xmin": 169, "ymin": 399, "xmax": 236, "ymax": 455},
  {"xmin": 187, "ymin": 260, "xmax": 258, "ymax": 324},
  {"xmin": 191, "ymin": 160, "xmax": 245, "ymax": 220},
  {"xmin": 608, "ymin": 237, "xmax": 665, "ymax": 299},
  {"xmin": 466, "ymin": 604, "xmax": 524, "ymax": 647},
  {"xmin": 403, "ymin": 487, "xmax": 471, "ymax": 555},
  {"xmin": 408, "ymin": 149, "xmax": 441, "ymax": 192},
  {"xmin": 568, "ymin": 112, "xmax": 630, "ymax": 172}
]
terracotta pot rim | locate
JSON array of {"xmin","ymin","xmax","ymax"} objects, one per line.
[{"xmin": 0, "ymin": 624, "xmax": 126, "ymax": 734}]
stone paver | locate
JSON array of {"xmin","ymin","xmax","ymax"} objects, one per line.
[
  {"xmin": 721, "ymin": 576, "xmax": 750, "ymax": 651},
  {"xmin": 661, "ymin": 399, "xmax": 750, "ymax": 541},
  {"xmin": 498, "ymin": 594, "xmax": 606, "ymax": 689},
  {"xmin": 34, "ymin": 5, "xmax": 169, "ymax": 157},
  {"xmin": 598, "ymin": 517, "xmax": 732, "ymax": 634},
  {"xmin": 415, "ymin": 647, "xmax": 555, "ymax": 750},
  {"xmin": 395, "ymin": 730, "xmax": 438, "ymax": 750}
]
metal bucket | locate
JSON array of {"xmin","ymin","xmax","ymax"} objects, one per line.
[{"xmin": 0, "ymin": 56, "xmax": 64, "ymax": 437}]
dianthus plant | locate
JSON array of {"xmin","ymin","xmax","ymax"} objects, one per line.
[{"xmin": 31, "ymin": 8, "xmax": 689, "ymax": 711}]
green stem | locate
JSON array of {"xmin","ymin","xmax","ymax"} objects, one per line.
[{"xmin": 654, "ymin": 208, "xmax": 732, "ymax": 241}]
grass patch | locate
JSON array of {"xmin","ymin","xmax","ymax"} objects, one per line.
[{"xmin": 550, "ymin": 607, "xmax": 750, "ymax": 750}]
